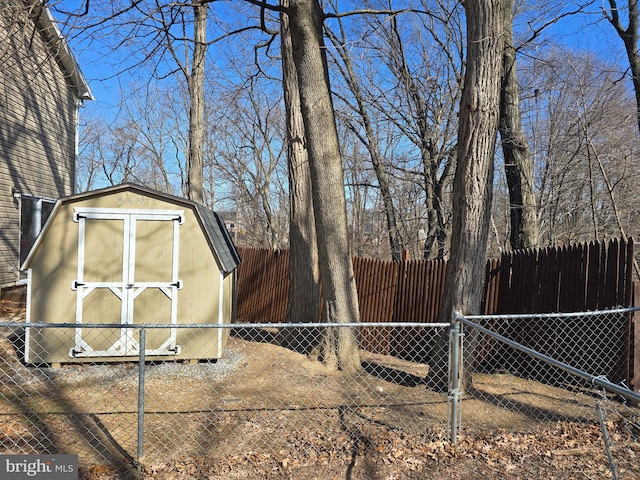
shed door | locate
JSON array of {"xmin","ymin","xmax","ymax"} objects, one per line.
[{"xmin": 70, "ymin": 208, "xmax": 184, "ymax": 358}]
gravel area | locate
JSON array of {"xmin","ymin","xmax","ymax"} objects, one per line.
[{"xmin": 40, "ymin": 349, "xmax": 245, "ymax": 386}]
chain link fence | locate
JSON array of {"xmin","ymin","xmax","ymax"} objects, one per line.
[
  {"xmin": 0, "ymin": 321, "xmax": 452, "ymax": 478},
  {"xmin": 458, "ymin": 309, "xmax": 640, "ymax": 479},
  {"xmin": 1, "ymin": 313, "xmax": 639, "ymax": 478}
]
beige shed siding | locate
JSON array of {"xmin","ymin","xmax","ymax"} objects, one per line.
[
  {"xmin": 26, "ymin": 190, "xmax": 231, "ymax": 363},
  {"xmin": 0, "ymin": 2, "xmax": 78, "ymax": 286},
  {"xmin": 26, "ymin": 203, "xmax": 77, "ymax": 323}
]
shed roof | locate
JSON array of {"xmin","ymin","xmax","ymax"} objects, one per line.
[{"xmin": 22, "ymin": 183, "xmax": 241, "ymax": 273}]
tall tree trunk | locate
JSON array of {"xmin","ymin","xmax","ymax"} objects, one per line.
[
  {"xmin": 426, "ymin": 0, "xmax": 505, "ymax": 391},
  {"xmin": 499, "ymin": 0, "xmax": 538, "ymax": 250},
  {"xmin": 187, "ymin": 0, "xmax": 206, "ymax": 204},
  {"xmin": 444, "ymin": 0, "xmax": 504, "ymax": 316},
  {"xmin": 287, "ymin": 0, "xmax": 360, "ymax": 372},
  {"xmin": 280, "ymin": 0, "xmax": 321, "ymax": 349}
]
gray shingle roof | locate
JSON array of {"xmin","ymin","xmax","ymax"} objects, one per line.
[{"xmin": 194, "ymin": 204, "xmax": 241, "ymax": 273}]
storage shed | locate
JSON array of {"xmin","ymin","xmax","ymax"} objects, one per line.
[{"xmin": 21, "ymin": 183, "xmax": 241, "ymax": 364}]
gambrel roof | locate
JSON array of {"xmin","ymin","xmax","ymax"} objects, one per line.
[{"xmin": 23, "ymin": 183, "xmax": 241, "ymax": 274}]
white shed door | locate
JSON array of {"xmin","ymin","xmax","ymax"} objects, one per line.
[{"xmin": 70, "ymin": 208, "xmax": 184, "ymax": 358}]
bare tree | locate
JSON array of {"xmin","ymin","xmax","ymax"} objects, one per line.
[
  {"xmin": 286, "ymin": 0, "xmax": 361, "ymax": 372},
  {"xmin": 56, "ymin": 0, "xmax": 223, "ymax": 203},
  {"xmin": 520, "ymin": 49, "xmax": 640, "ymax": 249},
  {"xmin": 186, "ymin": 0, "xmax": 207, "ymax": 203},
  {"xmin": 605, "ymin": 0, "xmax": 640, "ymax": 136},
  {"xmin": 427, "ymin": 0, "xmax": 505, "ymax": 391},
  {"xmin": 76, "ymin": 117, "xmax": 108, "ymax": 192},
  {"xmin": 347, "ymin": 1, "xmax": 463, "ymax": 260},
  {"xmin": 499, "ymin": 0, "xmax": 538, "ymax": 250},
  {"xmin": 77, "ymin": 85, "xmax": 186, "ymax": 193},
  {"xmin": 494, "ymin": 0, "xmax": 593, "ymax": 250},
  {"xmin": 340, "ymin": 140, "xmax": 388, "ymax": 258},
  {"xmin": 603, "ymin": 1, "xmax": 640, "ymax": 275},
  {"xmin": 280, "ymin": 0, "xmax": 321, "ymax": 347},
  {"xmin": 205, "ymin": 75, "xmax": 288, "ymax": 248},
  {"xmin": 325, "ymin": 15, "xmax": 404, "ymax": 261},
  {"xmin": 125, "ymin": 88, "xmax": 183, "ymax": 193}
]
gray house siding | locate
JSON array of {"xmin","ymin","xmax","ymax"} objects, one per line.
[{"xmin": 0, "ymin": 2, "xmax": 90, "ymax": 287}]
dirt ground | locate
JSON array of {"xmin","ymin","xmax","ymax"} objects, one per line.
[{"xmin": 1, "ymin": 298, "xmax": 639, "ymax": 479}]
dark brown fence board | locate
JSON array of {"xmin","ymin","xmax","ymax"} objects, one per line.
[
  {"xmin": 529, "ymin": 249, "xmax": 546, "ymax": 312},
  {"xmin": 482, "ymin": 258, "xmax": 499, "ymax": 315},
  {"xmin": 418, "ymin": 261, "xmax": 428, "ymax": 322},
  {"xmin": 632, "ymin": 282, "xmax": 640, "ymax": 391},
  {"xmin": 273, "ymin": 249, "xmax": 290, "ymax": 320},
  {"xmin": 558, "ymin": 244, "xmax": 575, "ymax": 312},
  {"xmin": 539, "ymin": 247, "xmax": 553, "ymax": 312},
  {"xmin": 599, "ymin": 241, "xmax": 611, "ymax": 309},
  {"xmin": 525, "ymin": 248, "xmax": 538, "ymax": 312},
  {"xmin": 392, "ymin": 262, "xmax": 406, "ymax": 323},
  {"xmin": 236, "ymin": 248, "xmax": 289, "ymax": 323},
  {"xmin": 402, "ymin": 261, "xmax": 415, "ymax": 322},
  {"xmin": 411, "ymin": 261, "xmax": 423, "ymax": 320},
  {"xmin": 617, "ymin": 238, "xmax": 628, "ymax": 306},
  {"xmin": 549, "ymin": 246, "xmax": 562, "ymax": 312},
  {"xmin": 603, "ymin": 239, "xmax": 619, "ymax": 308},
  {"xmin": 432, "ymin": 258, "xmax": 446, "ymax": 321},
  {"xmin": 567, "ymin": 244, "xmax": 579, "ymax": 310},
  {"xmin": 586, "ymin": 241, "xmax": 600, "ymax": 310},
  {"xmin": 538, "ymin": 247, "xmax": 552, "ymax": 313},
  {"xmin": 625, "ymin": 238, "xmax": 635, "ymax": 307},
  {"xmin": 496, "ymin": 252, "xmax": 512, "ymax": 313},
  {"xmin": 620, "ymin": 238, "xmax": 633, "ymax": 307},
  {"xmin": 354, "ymin": 257, "xmax": 399, "ymax": 354},
  {"xmin": 509, "ymin": 250, "xmax": 520, "ymax": 312}
]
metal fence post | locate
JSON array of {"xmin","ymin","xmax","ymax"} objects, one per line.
[
  {"xmin": 137, "ymin": 327, "xmax": 146, "ymax": 465},
  {"xmin": 596, "ymin": 401, "xmax": 618, "ymax": 480},
  {"xmin": 448, "ymin": 313, "xmax": 463, "ymax": 444}
]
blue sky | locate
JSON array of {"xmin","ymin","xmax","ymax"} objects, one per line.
[
  {"xmin": 52, "ymin": 1, "xmax": 631, "ymax": 124},
  {"xmin": 543, "ymin": 4, "xmax": 625, "ymax": 59}
]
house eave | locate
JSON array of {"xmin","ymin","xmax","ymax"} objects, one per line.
[{"xmin": 31, "ymin": 1, "xmax": 94, "ymax": 101}]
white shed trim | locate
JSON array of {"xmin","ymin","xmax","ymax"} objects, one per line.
[{"xmin": 218, "ymin": 270, "xmax": 224, "ymax": 354}]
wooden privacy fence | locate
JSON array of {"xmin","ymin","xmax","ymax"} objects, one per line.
[
  {"xmin": 236, "ymin": 249, "xmax": 447, "ymax": 325},
  {"xmin": 480, "ymin": 238, "xmax": 637, "ymax": 388},
  {"xmin": 483, "ymin": 238, "xmax": 635, "ymax": 314},
  {"xmin": 235, "ymin": 248, "xmax": 447, "ymax": 359},
  {"xmin": 236, "ymin": 248, "xmax": 291, "ymax": 325},
  {"xmin": 235, "ymin": 238, "xmax": 638, "ymax": 389},
  {"xmin": 237, "ymin": 238, "xmax": 635, "ymax": 323}
]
